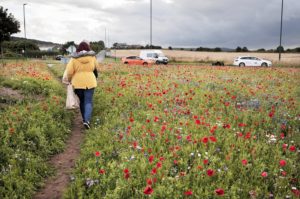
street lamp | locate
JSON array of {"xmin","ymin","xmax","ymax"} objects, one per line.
[
  {"xmin": 279, "ymin": 0, "xmax": 284, "ymax": 61},
  {"xmin": 23, "ymin": 3, "xmax": 27, "ymax": 58},
  {"xmin": 150, "ymin": 0, "xmax": 152, "ymax": 49}
]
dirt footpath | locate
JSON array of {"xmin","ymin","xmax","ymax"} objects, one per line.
[{"xmin": 34, "ymin": 111, "xmax": 83, "ymax": 199}]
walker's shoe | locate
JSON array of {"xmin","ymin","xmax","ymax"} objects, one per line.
[{"xmin": 83, "ymin": 122, "xmax": 90, "ymax": 129}]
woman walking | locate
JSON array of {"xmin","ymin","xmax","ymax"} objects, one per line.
[{"xmin": 65, "ymin": 41, "xmax": 98, "ymax": 129}]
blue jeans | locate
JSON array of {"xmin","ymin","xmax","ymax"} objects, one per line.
[{"xmin": 74, "ymin": 88, "xmax": 95, "ymax": 123}]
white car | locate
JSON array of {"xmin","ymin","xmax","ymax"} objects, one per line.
[
  {"xmin": 233, "ymin": 56, "xmax": 272, "ymax": 67},
  {"xmin": 140, "ymin": 50, "xmax": 169, "ymax": 65}
]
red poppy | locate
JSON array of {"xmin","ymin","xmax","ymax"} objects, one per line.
[
  {"xmin": 156, "ymin": 162, "xmax": 162, "ymax": 168},
  {"xmin": 281, "ymin": 171, "xmax": 287, "ymax": 176},
  {"xmin": 147, "ymin": 178, "xmax": 153, "ymax": 185},
  {"xmin": 184, "ymin": 190, "xmax": 193, "ymax": 196},
  {"xmin": 124, "ymin": 172, "xmax": 130, "ymax": 179},
  {"xmin": 129, "ymin": 117, "xmax": 134, "ymax": 122},
  {"xmin": 289, "ymin": 145, "xmax": 296, "ymax": 152},
  {"xmin": 224, "ymin": 102, "xmax": 230, "ymax": 106},
  {"xmin": 207, "ymin": 169, "xmax": 214, "ymax": 176},
  {"xmin": 241, "ymin": 159, "xmax": 248, "ymax": 166},
  {"xmin": 195, "ymin": 119, "xmax": 201, "ymax": 125},
  {"xmin": 209, "ymin": 136, "xmax": 217, "ymax": 142},
  {"xmin": 282, "ymin": 143, "xmax": 288, "ymax": 150},
  {"xmin": 261, "ymin": 171, "xmax": 268, "ymax": 177},
  {"xmin": 151, "ymin": 168, "xmax": 157, "ymax": 175},
  {"xmin": 215, "ymin": 188, "xmax": 224, "ymax": 196},
  {"xmin": 279, "ymin": 159, "xmax": 286, "ymax": 167},
  {"xmin": 149, "ymin": 155, "xmax": 154, "ymax": 163},
  {"xmin": 203, "ymin": 159, "xmax": 209, "ymax": 165},
  {"xmin": 143, "ymin": 186, "xmax": 154, "ymax": 195},
  {"xmin": 95, "ymin": 151, "xmax": 101, "ymax": 157},
  {"xmin": 202, "ymin": 137, "xmax": 209, "ymax": 144},
  {"xmin": 238, "ymin": 123, "xmax": 247, "ymax": 127},
  {"xmin": 99, "ymin": 169, "xmax": 105, "ymax": 174}
]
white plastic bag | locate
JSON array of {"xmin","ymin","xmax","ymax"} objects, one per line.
[
  {"xmin": 62, "ymin": 69, "xmax": 69, "ymax": 84},
  {"xmin": 66, "ymin": 84, "xmax": 79, "ymax": 109}
]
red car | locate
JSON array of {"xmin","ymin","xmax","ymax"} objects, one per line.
[{"xmin": 121, "ymin": 56, "xmax": 152, "ymax": 65}]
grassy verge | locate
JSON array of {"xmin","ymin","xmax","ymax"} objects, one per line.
[{"xmin": 0, "ymin": 60, "xmax": 73, "ymax": 198}]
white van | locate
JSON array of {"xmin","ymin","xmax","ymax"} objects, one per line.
[{"xmin": 139, "ymin": 50, "xmax": 169, "ymax": 65}]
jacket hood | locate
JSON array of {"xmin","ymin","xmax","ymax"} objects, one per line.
[
  {"xmin": 71, "ymin": 50, "xmax": 96, "ymax": 58},
  {"xmin": 71, "ymin": 50, "xmax": 96, "ymax": 64}
]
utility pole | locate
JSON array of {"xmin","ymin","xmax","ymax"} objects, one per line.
[
  {"xmin": 279, "ymin": 0, "xmax": 284, "ymax": 61},
  {"xmin": 23, "ymin": 3, "xmax": 27, "ymax": 58},
  {"xmin": 150, "ymin": 0, "xmax": 152, "ymax": 49},
  {"xmin": 105, "ymin": 27, "xmax": 107, "ymax": 49}
]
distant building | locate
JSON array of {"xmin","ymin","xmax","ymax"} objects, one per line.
[
  {"xmin": 66, "ymin": 45, "xmax": 76, "ymax": 54},
  {"xmin": 113, "ymin": 43, "xmax": 143, "ymax": 49},
  {"xmin": 38, "ymin": 44, "xmax": 61, "ymax": 52}
]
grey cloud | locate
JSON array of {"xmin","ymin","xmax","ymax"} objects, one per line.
[{"xmin": 2, "ymin": 0, "xmax": 300, "ymax": 48}]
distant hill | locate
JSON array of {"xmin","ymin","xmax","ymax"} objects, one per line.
[
  {"xmin": 11, "ymin": 36, "xmax": 62, "ymax": 51},
  {"xmin": 11, "ymin": 36, "xmax": 61, "ymax": 46}
]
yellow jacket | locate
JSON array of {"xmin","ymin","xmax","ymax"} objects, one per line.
[{"xmin": 66, "ymin": 55, "xmax": 98, "ymax": 89}]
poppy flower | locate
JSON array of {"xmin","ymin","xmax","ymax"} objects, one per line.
[
  {"xmin": 203, "ymin": 159, "xmax": 209, "ymax": 165},
  {"xmin": 143, "ymin": 186, "xmax": 153, "ymax": 195},
  {"xmin": 207, "ymin": 169, "xmax": 214, "ymax": 176},
  {"xmin": 202, "ymin": 137, "xmax": 209, "ymax": 144},
  {"xmin": 151, "ymin": 168, "xmax": 157, "ymax": 175},
  {"xmin": 156, "ymin": 162, "xmax": 162, "ymax": 168},
  {"xmin": 147, "ymin": 178, "xmax": 153, "ymax": 185},
  {"xmin": 184, "ymin": 190, "xmax": 193, "ymax": 196},
  {"xmin": 99, "ymin": 169, "xmax": 105, "ymax": 174},
  {"xmin": 289, "ymin": 145, "xmax": 296, "ymax": 152},
  {"xmin": 261, "ymin": 171, "xmax": 268, "ymax": 177},
  {"xmin": 241, "ymin": 159, "xmax": 248, "ymax": 166},
  {"xmin": 149, "ymin": 155, "xmax": 154, "ymax": 163},
  {"xmin": 129, "ymin": 117, "xmax": 134, "ymax": 122},
  {"xmin": 209, "ymin": 136, "xmax": 217, "ymax": 142},
  {"xmin": 95, "ymin": 151, "xmax": 101, "ymax": 157},
  {"xmin": 215, "ymin": 188, "xmax": 224, "ymax": 196},
  {"xmin": 279, "ymin": 159, "xmax": 286, "ymax": 167}
]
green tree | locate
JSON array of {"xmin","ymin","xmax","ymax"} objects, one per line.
[
  {"xmin": 276, "ymin": 45, "xmax": 284, "ymax": 53},
  {"xmin": 0, "ymin": 6, "xmax": 20, "ymax": 43},
  {"xmin": 90, "ymin": 41, "xmax": 105, "ymax": 52},
  {"xmin": 257, "ymin": 48, "xmax": 266, "ymax": 52},
  {"xmin": 242, "ymin": 47, "xmax": 248, "ymax": 52},
  {"xmin": 236, "ymin": 46, "xmax": 242, "ymax": 52},
  {"xmin": 3, "ymin": 40, "xmax": 39, "ymax": 53}
]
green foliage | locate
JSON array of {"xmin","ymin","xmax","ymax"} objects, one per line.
[
  {"xmin": 0, "ymin": 6, "xmax": 20, "ymax": 43},
  {"xmin": 196, "ymin": 46, "xmax": 222, "ymax": 52},
  {"xmin": 2, "ymin": 40, "xmax": 40, "ymax": 53},
  {"xmin": 90, "ymin": 41, "xmax": 105, "ymax": 53}
]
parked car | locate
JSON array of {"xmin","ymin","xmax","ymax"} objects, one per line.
[
  {"xmin": 139, "ymin": 50, "xmax": 169, "ymax": 65},
  {"xmin": 121, "ymin": 56, "xmax": 151, "ymax": 65},
  {"xmin": 233, "ymin": 56, "xmax": 272, "ymax": 67},
  {"xmin": 55, "ymin": 55, "xmax": 64, "ymax": 60}
]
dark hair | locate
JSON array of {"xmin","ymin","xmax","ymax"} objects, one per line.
[{"xmin": 76, "ymin": 42, "xmax": 91, "ymax": 52}]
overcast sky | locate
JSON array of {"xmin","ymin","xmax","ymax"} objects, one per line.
[{"xmin": 2, "ymin": 0, "xmax": 300, "ymax": 49}]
